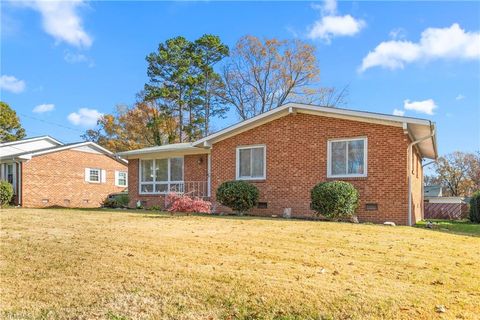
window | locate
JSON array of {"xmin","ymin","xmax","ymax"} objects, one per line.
[
  {"xmin": 327, "ymin": 137, "xmax": 367, "ymax": 178},
  {"xmin": 2, "ymin": 164, "xmax": 16, "ymax": 195},
  {"xmin": 89, "ymin": 169, "xmax": 100, "ymax": 182},
  {"xmin": 236, "ymin": 145, "xmax": 266, "ymax": 180},
  {"xmin": 139, "ymin": 157, "xmax": 184, "ymax": 194},
  {"xmin": 6, "ymin": 164, "xmax": 14, "ymax": 184},
  {"xmin": 85, "ymin": 168, "xmax": 105, "ymax": 183},
  {"xmin": 116, "ymin": 171, "xmax": 127, "ymax": 187}
]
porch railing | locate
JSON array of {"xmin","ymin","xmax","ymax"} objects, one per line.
[{"xmin": 169, "ymin": 181, "xmax": 209, "ymax": 198}]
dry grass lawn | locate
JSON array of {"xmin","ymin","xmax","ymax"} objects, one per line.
[{"xmin": 1, "ymin": 208, "xmax": 479, "ymax": 320}]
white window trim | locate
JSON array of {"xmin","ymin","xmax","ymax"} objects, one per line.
[
  {"xmin": 235, "ymin": 144, "xmax": 267, "ymax": 180},
  {"xmin": 139, "ymin": 157, "xmax": 184, "ymax": 195},
  {"xmin": 327, "ymin": 137, "xmax": 368, "ymax": 178},
  {"xmin": 115, "ymin": 170, "xmax": 128, "ymax": 187},
  {"xmin": 86, "ymin": 168, "xmax": 102, "ymax": 183}
]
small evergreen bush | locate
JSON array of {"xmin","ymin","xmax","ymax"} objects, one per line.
[
  {"xmin": 311, "ymin": 181, "xmax": 359, "ymax": 221},
  {"xmin": 216, "ymin": 180, "xmax": 259, "ymax": 215},
  {"xmin": 116, "ymin": 194, "xmax": 130, "ymax": 208},
  {"xmin": 102, "ymin": 193, "xmax": 130, "ymax": 208},
  {"xmin": 0, "ymin": 181, "xmax": 14, "ymax": 207},
  {"xmin": 469, "ymin": 191, "xmax": 480, "ymax": 223}
]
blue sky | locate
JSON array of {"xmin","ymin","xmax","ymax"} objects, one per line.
[{"xmin": 1, "ymin": 0, "xmax": 479, "ymax": 156}]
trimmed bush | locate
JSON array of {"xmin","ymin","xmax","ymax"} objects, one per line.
[
  {"xmin": 103, "ymin": 193, "xmax": 130, "ymax": 208},
  {"xmin": 311, "ymin": 181, "xmax": 359, "ymax": 221},
  {"xmin": 469, "ymin": 191, "xmax": 480, "ymax": 223},
  {"xmin": 0, "ymin": 181, "xmax": 14, "ymax": 207},
  {"xmin": 216, "ymin": 180, "xmax": 259, "ymax": 215},
  {"xmin": 116, "ymin": 194, "xmax": 130, "ymax": 208},
  {"xmin": 102, "ymin": 198, "xmax": 117, "ymax": 208}
]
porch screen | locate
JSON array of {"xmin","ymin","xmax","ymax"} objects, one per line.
[{"xmin": 139, "ymin": 157, "xmax": 184, "ymax": 194}]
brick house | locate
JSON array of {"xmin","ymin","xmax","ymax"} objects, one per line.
[
  {"xmin": 118, "ymin": 103, "xmax": 437, "ymax": 225},
  {"xmin": 0, "ymin": 136, "xmax": 128, "ymax": 208}
]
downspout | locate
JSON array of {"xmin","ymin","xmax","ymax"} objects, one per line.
[{"xmin": 406, "ymin": 124, "xmax": 436, "ymax": 226}]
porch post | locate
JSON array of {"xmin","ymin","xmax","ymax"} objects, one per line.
[{"xmin": 207, "ymin": 154, "xmax": 211, "ymax": 197}]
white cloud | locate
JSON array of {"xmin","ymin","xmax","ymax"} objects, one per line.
[
  {"xmin": 455, "ymin": 94, "xmax": 465, "ymax": 101},
  {"xmin": 33, "ymin": 103, "xmax": 55, "ymax": 113},
  {"xmin": 404, "ymin": 99, "xmax": 438, "ymax": 115},
  {"xmin": 22, "ymin": 0, "xmax": 92, "ymax": 48},
  {"xmin": 389, "ymin": 27, "xmax": 406, "ymax": 40},
  {"xmin": 307, "ymin": 0, "xmax": 365, "ymax": 42},
  {"xmin": 64, "ymin": 50, "xmax": 95, "ymax": 67},
  {"xmin": 360, "ymin": 24, "xmax": 480, "ymax": 72},
  {"xmin": 393, "ymin": 109, "xmax": 405, "ymax": 116},
  {"xmin": 0, "ymin": 75, "xmax": 26, "ymax": 93},
  {"xmin": 321, "ymin": 0, "xmax": 337, "ymax": 15},
  {"xmin": 68, "ymin": 108, "xmax": 103, "ymax": 126},
  {"xmin": 64, "ymin": 51, "xmax": 88, "ymax": 63}
]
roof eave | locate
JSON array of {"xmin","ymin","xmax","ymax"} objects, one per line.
[
  {"xmin": 31, "ymin": 142, "xmax": 128, "ymax": 164},
  {"xmin": 195, "ymin": 103, "xmax": 434, "ymax": 148},
  {"xmin": 118, "ymin": 146, "xmax": 210, "ymax": 159},
  {"xmin": 0, "ymin": 135, "xmax": 63, "ymax": 147}
]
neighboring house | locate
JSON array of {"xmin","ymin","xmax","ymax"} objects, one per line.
[
  {"xmin": 0, "ymin": 136, "xmax": 128, "ymax": 208},
  {"xmin": 118, "ymin": 103, "xmax": 438, "ymax": 225},
  {"xmin": 424, "ymin": 185, "xmax": 443, "ymax": 198},
  {"xmin": 423, "ymin": 186, "xmax": 469, "ymax": 219}
]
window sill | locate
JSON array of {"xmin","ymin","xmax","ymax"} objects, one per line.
[
  {"xmin": 326, "ymin": 175, "xmax": 368, "ymax": 181},
  {"xmin": 236, "ymin": 178, "xmax": 266, "ymax": 183},
  {"xmin": 139, "ymin": 193, "xmax": 169, "ymax": 196}
]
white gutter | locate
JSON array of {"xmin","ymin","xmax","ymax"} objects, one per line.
[{"xmin": 407, "ymin": 126, "xmax": 436, "ymax": 226}]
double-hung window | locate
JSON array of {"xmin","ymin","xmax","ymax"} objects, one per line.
[
  {"xmin": 85, "ymin": 168, "xmax": 105, "ymax": 183},
  {"xmin": 236, "ymin": 145, "xmax": 266, "ymax": 180},
  {"xmin": 88, "ymin": 168, "xmax": 100, "ymax": 182},
  {"xmin": 139, "ymin": 157, "xmax": 184, "ymax": 194},
  {"xmin": 115, "ymin": 171, "xmax": 128, "ymax": 187},
  {"xmin": 327, "ymin": 137, "xmax": 367, "ymax": 178}
]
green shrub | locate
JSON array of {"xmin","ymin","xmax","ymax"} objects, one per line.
[
  {"xmin": 102, "ymin": 199, "xmax": 117, "ymax": 208},
  {"xmin": 469, "ymin": 191, "xmax": 480, "ymax": 223},
  {"xmin": 216, "ymin": 180, "xmax": 259, "ymax": 215},
  {"xmin": 0, "ymin": 181, "xmax": 14, "ymax": 207},
  {"xmin": 116, "ymin": 194, "xmax": 129, "ymax": 208},
  {"xmin": 103, "ymin": 193, "xmax": 130, "ymax": 208},
  {"xmin": 310, "ymin": 181, "xmax": 359, "ymax": 221}
]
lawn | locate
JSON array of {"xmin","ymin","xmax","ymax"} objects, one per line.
[
  {"xmin": 415, "ymin": 219, "xmax": 480, "ymax": 237},
  {"xmin": 1, "ymin": 209, "xmax": 479, "ymax": 320}
]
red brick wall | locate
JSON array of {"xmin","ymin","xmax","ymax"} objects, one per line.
[
  {"xmin": 21, "ymin": 150, "xmax": 127, "ymax": 208},
  {"xmin": 211, "ymin": 113, "xmax": 412, "ymax": 225},
  {"xmin": 411, "ymin": 148, "xmax": 424, "ymax": 223},
  {"xmin": 127, "ymin": 154, "xmax": 209, "ymax": 209}
]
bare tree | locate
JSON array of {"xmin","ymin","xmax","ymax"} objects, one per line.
[
  {"xmin": 431, "ymin": 151, "xmax": 480, "ymax": 196},
  {"xmin": 222, "ymin": 35, "xmax": 348, "ymax": 120}
]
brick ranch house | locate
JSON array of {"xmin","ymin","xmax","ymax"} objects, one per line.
[
  {"xmin": 118, "ymin": 103, "xmax": 438, "ymax": 225},
  {"xmin": 0, "ymin": 136, "xmax": 128, "ymax": 208}
]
